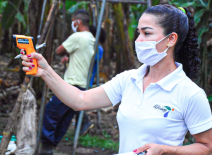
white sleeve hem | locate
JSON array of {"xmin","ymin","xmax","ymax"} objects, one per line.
[
  {"xmin": 101, "ymin": 85, "xmax": 119, "ymax": 107},
  {"xmin": 189, "ymin": 118, "xmax": 212, "ymax": 135}
]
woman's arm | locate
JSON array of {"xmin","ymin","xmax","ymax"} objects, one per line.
[
  {"xmin": 21, "ymin": 52, "xmax": 112, "ymax": 111},
  {"xmin": 134, "ymin": 129, "xmax": 212, "ymax": 155}
]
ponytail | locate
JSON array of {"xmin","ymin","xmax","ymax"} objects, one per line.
[{"xmin": 175, "ymin": 8, "xmax": 200, "ymax": 80}]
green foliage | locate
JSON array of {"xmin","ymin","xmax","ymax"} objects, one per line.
[
  {"xmin": 207, "ymin": 94, "xmax": 212, "ymax": 102},
  {"xmin": 64, "ymin": 1, "xmax": 77, "ymax": 11},
  {"xmin": 1, "ymin": 0, "xmax": 22, "ymax": 29},
  {"xmin": 60, "ymin": 1, "xmax": 89, "ymax": 26},
  {"xmin": 79, "ymin": 134, "xmax": 119, "ymax": 152},
  {"xmin": 64, "ymin": 130, "xmax": 119, "ymax": 152},
  {"xmin": 1, "ymin": 0, "xmax": 29, "ymax": 30},
  {"xmin": 66, "ymin": 1, "xmax": 89, "ymax": 14},
  {"xmin": 169, "ymin": 0, "xmax": 212, "ymax": 43},
  {"xmin": 197, "ymin": 25, "xmax": 209, "ymax": 43},
  {"xmin": 194, "ymin": 9, "xmax": 206, "ymax": 25},
  {"xmin": 128, "ymin": 1, "xmax": 161, "ymax": 41},
  {"xmin": 152, "ymin": 0, "xmax": 161, "ymax": 6},
  {"xmin": 0, "ymin": 0, "xmax": 8, "ymax": 14}
]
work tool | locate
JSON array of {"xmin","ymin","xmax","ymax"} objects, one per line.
[
  {"xmin": 137, "ymin": 150, "xmax": 147, "ymax": 155},
  {"xmin": 115, "ymin": 150, "xmax": 147, "ymax": 155},
  {"xmin": 13, "ymin": 34, "xmax": 46, "ymax": 75}
]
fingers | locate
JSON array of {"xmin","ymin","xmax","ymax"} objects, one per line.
[
  {"xmin": 133, "ymin": 144, "xmax": 149, "ymax": 154},
  {"xmin": 21, "ymin": 52, "xmax": 43, "ymax": 61},
  {"xmin": 21, "ymin": 54, "xmax": 31, "ymax": 62},
  {"xmin": 20, "ymin": 49, "xmax": 25, "ymax": 55},
  {"xmin": 22, "ymin": 66, "xmax": 33, "ymax": 72},
  {"xmin": 26, "ymin": 52, "xmax": 43, "ymax": 60},
  {"xmin": 22, "ymin": 60, "xmax": 35, "ymax": 68}
]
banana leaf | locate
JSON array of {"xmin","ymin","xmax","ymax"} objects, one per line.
[
  {"xmin": 207, "ymin": 94, "xmax": 212, "ymax": 102},
  {"xmin": 1, "ymin": 0, "xmax": 22, "ymax": 29}
]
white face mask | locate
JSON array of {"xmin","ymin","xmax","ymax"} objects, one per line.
[
  {"xmin": 71, "ymin": 20, "xmax": 79, "ymax": 32},
  {"xmin": 135, "ymin": 33, "xmax": 171, "ymax": 66}
]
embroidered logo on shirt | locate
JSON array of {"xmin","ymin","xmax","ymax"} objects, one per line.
[{"xmin": 153, "ymin": 104, "xmax": 174, "ymax": 117}]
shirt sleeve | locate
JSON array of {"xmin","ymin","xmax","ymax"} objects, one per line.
[
  {"xmin": 184, "ymin": 90, "xmax": 212, "ymax": 135},
  {"xmin": 101, "ymin": 72, "xmax": 126, "ymax": 106},
  {"xmin": 94, "ymin": 45, "xmax": 104, "ymax": 61},
  {"xmin": 62, "ymin": 33, "xmax": 79, "ymax": 53}
]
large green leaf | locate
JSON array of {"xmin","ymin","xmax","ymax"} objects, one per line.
[
  {"xmin": 16, "ymin": 12, "xmax": 26, "ymax": 28},
  {"xmin": 169, "ymin": 0, "xmax": 206, "ymax": 8},
  {"xmin": 152, "ymin": 0, "xmax": 160, "ymax": 6},
  {"xmin": 60, "ymin": 1, "xmax": 77, "ymax": 10},
  {"xmin": 199, "ymin": 0, "xmax": 208, "ymax": 9},
  {"xmin": 0, "ymin": 1, "xmax": 8, "ymax": 14},
  {"xmin": 67, "ymin": 1, "xmax": 89, "ymax": 14},
  {"xmin": 194, "ymin": 9, "xmax": 207, "ymax": 26},
  {"xmin": 197, "ymin": 26, "xmax": 209, "ymax": 43},
  {"xmin": 128, "ymin": 13, "xmax": 137, "ymax": 41},
  {"xmin": 1, "ymin": 0, "xmax": 22, "ymax": 29},
  {"xmin": 207, "ymin": 94, "xmax": 212, "ymax": 102},
  {"xmin": 169, "ymin": 0, "xmax": 197, "ymax": 7}
]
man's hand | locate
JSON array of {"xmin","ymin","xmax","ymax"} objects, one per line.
[
  {"xmin": 133, "ymin": 143, "xmax": 163, "ymax": 155},
  {"xmin": 61, "ymin": 56, "xmax": 69, "ymax": 64}
]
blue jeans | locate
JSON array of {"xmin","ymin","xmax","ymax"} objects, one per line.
[{"xmin": 41, "ymin": 86, "xmax": 88, "ymax": 146}]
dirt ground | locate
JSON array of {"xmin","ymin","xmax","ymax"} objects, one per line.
[{"xmin": 0, "ymin": 55, "xmax": 119, "ymax": 155}]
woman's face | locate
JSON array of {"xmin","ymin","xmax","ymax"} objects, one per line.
[{"xmin": 136, "ymin": 13, "xmax": 169, "ymax": 53}]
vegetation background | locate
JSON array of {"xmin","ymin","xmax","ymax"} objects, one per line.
[{"xmin": 0, "ymin": 0, "xmax": 211, "ymax": 154}]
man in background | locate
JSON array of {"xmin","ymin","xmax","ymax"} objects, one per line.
[{"xmin": 39, "ymin": 10, "xmax": 95, "ymax": 155}]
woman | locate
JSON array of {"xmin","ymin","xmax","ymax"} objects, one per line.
[{"xmin": 21, "ymin": 4, "xmax": 212, "ymax": 155}]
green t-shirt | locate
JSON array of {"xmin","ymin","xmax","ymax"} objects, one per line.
[{"xmin": 62, "ymin": 31, "xmax": 95, "ymax": 88}]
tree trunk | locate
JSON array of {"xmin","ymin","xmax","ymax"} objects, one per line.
[
  {"xmin": 28, "ymin": 0, "xmax": 39, "ymax": 43},
  {"xmin": 112, "ymin": 3, "xmax": 134, "ymax": 74},
  {"xmin": 102, "ymin": 3, "xmax": 112, "ymax": 76}
]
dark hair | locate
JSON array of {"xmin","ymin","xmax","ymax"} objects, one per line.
[
  {"xmin": 73, "ymin": 9, "xmax": 90, "ymax": 26},
  {"xmin": 144, "ymin": 4, "xmax": 200, "ymax": 80},
  {"xmin": 89, "ymin": 25, "xmax": 107, "ymax": 44}
]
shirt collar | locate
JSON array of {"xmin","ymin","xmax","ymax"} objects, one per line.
[
  {"xmin": 131, "ymin": 64, "xmax": 148, "ymax": 82},
  {"xmin": 157, "ymin": 62, "xmax": 186, "ymax": 91},
  {"xmin": 131, "ymin": 62, "xmax": 186, "ymax": 91}
]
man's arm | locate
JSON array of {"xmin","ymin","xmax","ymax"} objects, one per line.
[{"xmin": 56, "ymin": 45, "xmax": 69, "ymax": 56}]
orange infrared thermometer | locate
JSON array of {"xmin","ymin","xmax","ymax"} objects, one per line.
[{"xmin": 13, "ymin": 34, "xmax": 37, "ymax": 75}]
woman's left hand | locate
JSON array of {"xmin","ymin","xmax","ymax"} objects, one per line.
[{"xmin": 133, "ymin": 143, "xmax": 164, "ymax": 155}]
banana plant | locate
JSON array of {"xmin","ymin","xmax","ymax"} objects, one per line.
[
  {"xmin": 208, "ymin": 94, "xmax": 212, "ymax": 102},
  {"xmin": 66, "ymin": 1, "xmax": 89, "ymax": 13},
  {"xmin": 0, "ymin": 0, "xmax": 8, "ymax": 14},
  {"xmin": 128, "ymin": 0, "xmax": 160, "ymax": 40},
  {"xmin": 1, "ymin": 0, "xmax": 29, "ymax": 30}
]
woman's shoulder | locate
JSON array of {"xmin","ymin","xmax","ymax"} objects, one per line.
[
  {"xmin": 114, "ymin": 69, "xmax": 138, "ymax": 81},
  {"xmin": 179, "ymin": 76, "xmax": 205, "ymax": 98}
]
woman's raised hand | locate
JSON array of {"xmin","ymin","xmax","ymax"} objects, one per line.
[{"xmin": 20, "ymin": 49, "xmax": 50, "ymax": 77}]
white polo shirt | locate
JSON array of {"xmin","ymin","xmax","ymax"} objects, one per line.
[{"xmin": 102, "ymin": 62, "xmax": 212, "ymax": 154}]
